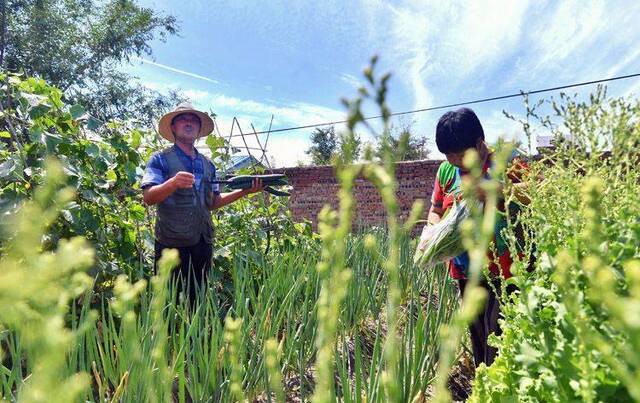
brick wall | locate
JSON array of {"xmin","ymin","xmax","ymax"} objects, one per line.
[{"xmin": 270, "ymin": 160, "xmax": 442, "ymax": 231}]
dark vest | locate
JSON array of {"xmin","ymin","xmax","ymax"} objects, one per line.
[{"xmin": 154, "ymin": 147, "xmax": 214, "ymax": 247}]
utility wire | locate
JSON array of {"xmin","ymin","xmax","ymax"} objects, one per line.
[{"xmin": 231, "ymin": 72, "xmax": 640, "ymax": 137}]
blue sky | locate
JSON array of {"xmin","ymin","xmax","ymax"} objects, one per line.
[{"xmin": 127, "ymin": 0, "xmax": 640, "ymax": 167}]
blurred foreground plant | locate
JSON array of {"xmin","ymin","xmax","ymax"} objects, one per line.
[
  {"xmin": 312, "ymin": 56, "xmax": 452, "ymax": 403},
  {"xmin": 0, "ymin": 158, "xmax": 94, "ymax": 402}
]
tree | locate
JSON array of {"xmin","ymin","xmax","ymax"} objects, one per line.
[
  {"xmin": 375, "ymin": 123, "xmax": 431, "ymax": 161},
  {"xmin": 306, "ymin": 126, "xmax": 337, "ymax": 165},
  {"xmin": 1, "ymin": 0, "xmax": 180, "ymax": 123},
  {"xmin": 306, "ymin": 126, "xmax": 363, "ymax": 165}
]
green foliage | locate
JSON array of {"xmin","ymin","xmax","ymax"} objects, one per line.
[
  {"xmin": 0, "ymin": 62, "xmax": 461, "ymax": 402},
  {"xmin": 470, "ymin": 89, "xmax": 640, "ymax": 402},
  {"xmin": 0, "ymin": 72, "xmax": 160, "ymax": 283},
  {"xmin": 0, "ymin": 58, "xmax": 514, "ymax": 402},
  {"xmin": 311, "ymin": 55, "xmax": 449, "ymax": 403},
  {"xmin": 430, "ymin": 141, "xmax": 515, "ymax": 403},
  {"xmin": 1, "ymin": 210, "xmax": 457, "ymax": 401},
  {"xmin": 305, "ymin": 125, "xmax": 364, "ymax": 166}
]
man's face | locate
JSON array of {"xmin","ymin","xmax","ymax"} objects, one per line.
[{"xmin": 171, "ymin": 113, "xmax": 201, "ymax": 143}]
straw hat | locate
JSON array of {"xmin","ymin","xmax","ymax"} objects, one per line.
[{"xmin": 158, "ymin": 102, "xmax": 215, "ymax": 142}]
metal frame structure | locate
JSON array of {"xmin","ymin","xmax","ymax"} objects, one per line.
[{"xmin": 212, "ymin": 114, "xmax": 274, "ymax": 173}]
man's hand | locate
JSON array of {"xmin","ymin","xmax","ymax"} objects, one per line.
[
  {"xmin": 170, "ymin": 171, "xmax": 195, "ymax": 190},
  {"xmin": 209, "ymin": 178, "xmax": 266, "ymax": 210},
  {"xmin": 143, "ymin": 172, "xmax": 193, "ymax": 206},
  {"xmin": 246, "ymin": 178, "xmax": 265, "ymax": 194}
]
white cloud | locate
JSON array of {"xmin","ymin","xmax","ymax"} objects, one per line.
[
  {"xmin": 140, "ymin": 80, "xmax": 164, "ymax": 92},
  {"xmin": 606, "ymin": 47, "xmax": 640, "ymax": 78},
  {"xmin": 358, "ymin": 0, "xmax": 532, "ymax": 137},
  {"xmin": 183, "ymin": 89, "xmax": 211, "ymax": 102},
  {"xmin": 206, "ymin": 93, "xmax": 345, "ymax": 129},
  {"xmin": 339, "ymin": 73, "xmax": 362, "ymax": 89},
  {"xmin": 263, "ymin": 135, "xmax": 313, "ymax": 167},
  {"xmin": 623, "ymin": 79, "xmax": 640, "ymax": 99},
  {"xmin": 387, "ymin": 3, "xmax": 434, "ymax": 110},
  {"xmin": 508, "ymin": 1, "xmax": 640, "ymax": 86},
  {"xmin": 481, "ymin": 110, "xmax": 528, "ymax": 143},
  {"xmin": 202, "ymin": 121, "xmax": 314, "ymax": 168},
  {"xmin": 132, "ymin": 57, "xmax": 219, "ymax": 84},
  {"xmin": 385, "ymin": 1, "xmax": 529, "ymax": 84},
  {"xmin": 530, "ymin": 1, "xmax": 606, "ymax": 71},
  {"xmin": 450, "ymin": 1, "xmax": 530, "ymax": 75},
  {"xmin": 358, "ymin": 0, "xmax": 640, "ymax": 151}
]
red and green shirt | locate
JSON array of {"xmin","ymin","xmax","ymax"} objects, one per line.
[{"xmin": 430, "ymin": 152, "xmax": 528, "ymax": 279}]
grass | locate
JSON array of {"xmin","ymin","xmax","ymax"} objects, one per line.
[{"xmin": 0, "ymin": 230, "xmax": 459, "ymax": 402}]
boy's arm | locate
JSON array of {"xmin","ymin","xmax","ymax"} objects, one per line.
[
  {"xmin": 510, "ymin": 182, "xmax": 531, "ymax": 205},
  {"xmin": 479, "ymin": 180, "xmax": 531, "ymax": 206},
  {"xmin": 504, "ymin": 157, "xmax": 532, "ymax": 205},
  {"xmin": 428, "ymin": 205, "xmax": 445, "ymax": 225},
  {"xmin": 477, "ymin": 156, "xmax": 532, "ymax": 206},
  {"xmin": 428, "ymin": 167, "xmax": 446, "ymax": 225}
]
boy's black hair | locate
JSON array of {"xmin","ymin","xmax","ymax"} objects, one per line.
[{"xmin": 435, "ymin": 108, "xmax": 485, "ymax": 154}]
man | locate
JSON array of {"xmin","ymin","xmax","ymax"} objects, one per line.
[
  {"xmin": 141, "ymin": 102, "xmax": 263, "ymax": 303},
  {"xmin": 427, "ymin": 107, "xmax": 529, "ymax": 367}
]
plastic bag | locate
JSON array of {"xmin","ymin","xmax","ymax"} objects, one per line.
[{"xmin": 414, "ymin": 200, "xmax": 473, "ymax": 269}]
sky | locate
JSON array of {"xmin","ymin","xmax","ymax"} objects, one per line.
[{"xmin": 127, "ymin": 0, "xmax": 640, "ymax": 167}]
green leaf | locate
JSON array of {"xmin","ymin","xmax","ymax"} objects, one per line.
[
  {"xmin": 124, "ymin": 162, "xmax": 137, "ymax": 183},
  {"xmin": 87, "ymin": 117, "xmax": 103, "ymax": 131},
  {"xmin": 129, "ymin": 129, "xmax": 142, "ymax": 149},
  {"xmin": 70, "ymin": 104, "xmax": 85, "ymax": 119},
  {"xmin": 0, "ymin": 131, "xmax": 10, "ymax": 138},
  {"xmin": 43, "ymin": 131, "xmax": 63, "ymax": 150},
  {"xmin": 85, "ymin": 143, "xmax": 99, "ymax": 158},
  {"xmin": 129, "ymin": 204, "xmax": 146, "ymax": 220},
  {"xmin": 95, "ymin": 180, "xmax": 111, "ymax": 189},
  {"xmin": 206, "ymin": 135, "xmax": 226, "ymax": 159},
  {"xmin": 0, "ymin": 159, "xmax": 16, "ymax": 179},
  {"xmin": 106, "ymin": 169, "xmax": 117, "ymax": 181},
  {"xmin": 29, "ymin": 104, "xmax": 51, "ymax": 119},
  {"xmin": 29, "ymin": 127, "xmax": 43, "ymax": 142}
]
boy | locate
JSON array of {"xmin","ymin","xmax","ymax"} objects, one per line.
[{"xmin": 428, "ymin": 107, "xmax": 528, "ymax": 367}]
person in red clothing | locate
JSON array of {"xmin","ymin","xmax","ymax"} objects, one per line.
[{"xmin": 427, "ymin": 107, "xmax": 529, "ymax": 367}]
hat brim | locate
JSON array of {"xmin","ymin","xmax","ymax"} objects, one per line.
[{"xmin": 158, "ymin": 109, "xmax": 215, "ymax": 142}]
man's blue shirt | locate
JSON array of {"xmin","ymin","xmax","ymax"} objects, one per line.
[{"xmin": 141, "ymin": 145, "xmax": 221, "ymax": 195}]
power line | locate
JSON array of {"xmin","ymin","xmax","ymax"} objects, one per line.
[{"xmin": 230, "ymin": 72, "xmax": 640, "ymax": 137}]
